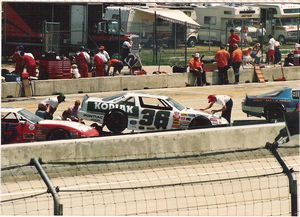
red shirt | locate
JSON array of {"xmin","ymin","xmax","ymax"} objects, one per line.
[
  {"xmin": 189, "ymin": 57, "xmax": 203, "ymax": 70},
  {"xmin": 23, "ymin": 53, "xmax": 36, "ymax": 67},
  {"xmin": 215, "ymin": 49, "xmax": 230, "ymax": 68},
  {"xmin": 228, "ymin": 33, "xmax": 240, "ymax": 46},
  {"xmin": 232, "ymin": 48, "xmax": 243, "ymax": 63},
  {"xmin": 12, "ymin": 52, "xmax": 23, "ymax": 74}
]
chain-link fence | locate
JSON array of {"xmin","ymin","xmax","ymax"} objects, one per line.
[{"xmin": 1, "ymin": 145, "xmax": 299, "ymax": 215}]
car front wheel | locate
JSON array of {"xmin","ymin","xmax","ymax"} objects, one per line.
[
  {"xmin": 188, "ymin": 117, "xmax": 212, "ymax": 129},
  {"xmin": 48, "ymin": 129, "xmax": 71, "ymax": 140},
  {"xmin": 104, "ymin": 110, "xmax": 128, "ymax": 134},
  {"xmin": 264, "ymin": 107, "xmax": 284, "ymax": 123}
]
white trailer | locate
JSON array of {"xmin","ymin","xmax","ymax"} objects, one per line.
[
  {"xmin": 193, "ymin": 4, "xmax": 260, "ymax": 45},
  {"xmin": 259, "ymin": 4, "xmax": 300, "ymax": 44},
  {"xmin": 104, "ymin": 6, "xmax": 200, "ymax": 47}
]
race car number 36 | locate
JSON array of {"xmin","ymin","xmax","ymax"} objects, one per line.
[{"xmin": 139, "ymin": 109, "xmax": 171, "ymax": 129}]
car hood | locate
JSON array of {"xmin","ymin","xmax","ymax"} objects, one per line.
[
  {"xmin": 181, "ymin": 108, "xmax": 228, "ymax": 124},
  {"xmin": 39, "ymin": 120, "xmax": 93, "ymax": 132}
]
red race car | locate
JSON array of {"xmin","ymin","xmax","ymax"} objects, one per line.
[{"xmin": 1, "ymin": 107, "xmax": 100, "ymax": 144}]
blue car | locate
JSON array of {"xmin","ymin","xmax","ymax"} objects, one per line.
[{"xmin": 242, "ymin": 87, "xmax": 300, "ymax": 122}]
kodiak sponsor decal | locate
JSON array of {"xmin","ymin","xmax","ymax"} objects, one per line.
[{"xmin": 87, "ymin": 101, "xmax": 139, "ymax": 116}]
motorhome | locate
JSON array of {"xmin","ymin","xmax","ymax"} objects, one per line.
[
  {"xmin": 104, "ymin": 5, "xmax": 200, "ymax": 47},
  {"xmin": 259, "ymin": 4, "xmax": 300, "ymax": 44},
  {"xmin": 193, "ymin": 4, "xmax": 261, "ymax": 45}
]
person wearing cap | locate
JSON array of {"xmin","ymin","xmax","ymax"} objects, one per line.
[
  {"xmin": 108, "ymin": 58, "xmax": 124, "ymax": 76},
  {"xmin": 200, "ymin": 94, "xmax": 233, "ymax": 124},
  {"xmin": 228, "ymin": 29, "xmax": 240, "ymax": 58},
  {"xmin": 75, "ymin": 46, "xmax": 90, "ymax": 78},
  {"xmin": 231, "ymin": 44, "xmax": 243, "ymax": 84},
  {"xmin": 11, "ymin": 45, "xmax": 24, "ymax": 76},
  {"xmin": 39, "ymin": 93, "xmax": 66, "ymax": 119},
  {"xmin": 215, "ymin": 45, "xmax": 230, "ymax": 85},
  {"xmin": 121, "ymin": 37, "xmax": 133, "ymax": 63},
  {"xmin": 188, "ymin": 53, "xmax": 208, "ymax": 86}
]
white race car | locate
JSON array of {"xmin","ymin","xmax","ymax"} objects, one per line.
[{"xmin": 78, "ymin": 92, "xmax": 228, "ymax": 133}]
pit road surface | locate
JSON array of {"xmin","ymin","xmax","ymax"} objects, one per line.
[{"xmin": 2, "ymin": 80, "xmax": 299, "ymax": 124}]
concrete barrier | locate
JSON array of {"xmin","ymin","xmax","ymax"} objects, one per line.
[
  {"xmin": 1, "ymin": 66, "xmax": 299, "ymax": 98},
  {"xmin": 2, "ymin": 123, "xmax": 285, "ymax": 168}
]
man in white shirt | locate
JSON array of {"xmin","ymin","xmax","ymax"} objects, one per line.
[
  {"xmin": 40, "ymin": 93, "xmax": 65, "ymax": 119},
  {"xmin": 200, "ymin": 94, "xmax": 233, "ymax": 124},
  {"xmin": 268, "ymin": 35, "xmax": 276, "ymax": 64}
]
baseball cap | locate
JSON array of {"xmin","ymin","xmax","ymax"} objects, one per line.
[
  {"xmin": 208, "ymin": 95, "xmax": 216, "ymax": 103},
  {"xmin": 194, "ymin": 53, "xmax": 200, "ymax": 58}
]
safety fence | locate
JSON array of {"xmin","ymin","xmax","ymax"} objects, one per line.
[{"xmin": 1, "ymin": 144, "xmax": 299, "ymax": 215}]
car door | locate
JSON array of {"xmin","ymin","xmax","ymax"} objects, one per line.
[
  {"xmin": 137, "ymin": 96, "xmax": 174, "ymax": 131},
  {"xmin": 1, "ymin": 112, "xmax": 26, "ymax": 144}
]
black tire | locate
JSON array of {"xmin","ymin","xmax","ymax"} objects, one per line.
[
  {"xmin": 48, "ymin": 129, "xmax": 71, "ymax": 140},
  {"xmin": 264, "ymin": 106, "xmax": 284, "ymax": 123},
  {"xmin": 104, "ymin": 110, "xmax": 128, "ymax": 134},
  {"xmin": 278, "ymin": 35, "xmax": 286, "ymax": 45},
  {"xmin": 187, "ymin": 37, "xmax": 197, "ymax": 47},
  {"xmin": 188, "ymin": 116, "xmax": 212, "ymax": 129}
]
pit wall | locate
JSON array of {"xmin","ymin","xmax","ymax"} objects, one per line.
[
  {"xmin": 2, "ymin": 123, "xmax": 285, "ymax": 168},
  {"xmin": 2, "ymin": 66, "xmax": 300, "ymax": 98}
]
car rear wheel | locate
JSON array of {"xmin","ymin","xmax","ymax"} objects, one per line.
[
  {"xmin": 48, "ymin": 129, "xmax": 71, "ymax": 140},
  {"xmin": 188, "ymin": 117, "xmax": 212, "ymax": 129},
  {"xmin": 264, "ymin": 107, "xmax": 284, "ymax": 123},
  {"xmin": 104, "ymin": 110, "xmax": 128, "ymax": 134}
]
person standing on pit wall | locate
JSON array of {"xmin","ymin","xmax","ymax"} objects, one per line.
[
  {"xmin": 121, "ymin": 37, "xmax": 133, "ymax": 63},
  {"xmin": 252, "ymin": 43, "xmax": 262, "ymax": 65},
  {"xmin": 94, "ymin": 49, "xmax": 105, "ymax": 77},
  {"xmin": 267, "ymin": 35, "xmax": 276, "ymax": 65},
  {"xmin": 39, "ymin": 93, "xmax": 66, "ymax": 120},
  {"xmin": 189, "ymin": 53, "xmax": 208, "ymax": 86},
  {"xmin": 231, "ymin": 44, "xmax": 243, "ymax": 84},
  {"xmin": 108, "ymin": 58, "xmax": 124, "ymax": 76},
  {"xmin": 215, "ymin": 45, "xmax": 230, "ymax": 85},
  {"xmin": 11, "ymin": 45, "xmax": 24, "ymax": 76},
  {"xmin": 98, "ymin": 46, "xmax": 110, "ymax": 75},
  {"xmin": 200, "ymin": 94, "xmax": 233, "ymax": 124},
  {"xmin": 274, "ymin": 40, "xmax": 282, "ymax": 64},
  {"xmin": 228, "ymin": 29, "xmax": 241, "ymax": 61},
  {"xmin": 20, "ymin": 51, "xmax": 37, "ymax": 77},
  {"xmin": 75, "ymin": 46, "xmax": 90, "ymax": 78}
]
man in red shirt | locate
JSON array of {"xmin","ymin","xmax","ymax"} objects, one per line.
[
  {"xmin": 94, "ymin": 48, "xmax": 105, "ymax": 77},
  {"xmin": 75, "ymin": 46, "xmax": 90, "ymax": 78},
  {"xmin": 11, "ymin": 46, "xmax": 24, "ymax": 76},
  {"xmin": 215, "ymin": 45, "xmax": 230, "ymax": 85},
  {"xmin": 188, "ymin": 53, "xmax": 208, "ymax": 86},
  {"xmin": 228, "ymin": 29, "xmax": 240, "ymax": 59},
  {"xmin": 231, "ymin": 44, "xmax": 243, "ymax": 84},
  {"xmin": 20, "ymin": 51, "xmax": 37, "ymax": 77}
]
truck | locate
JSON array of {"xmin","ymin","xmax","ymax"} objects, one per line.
[
  {"xmin": 259, "ymin": 4, "xmax": 300, "ymax": 44},
  {"xmin": 192, "ymin": 4, "xmax": 261, "ymax": 45},
  {"xmin": 103, "ymin": 5, "xmax": 200, "ymax": 48},
  {"xmin": 2, "ymin": 3, "xmax": 136, "ymax": 58}
]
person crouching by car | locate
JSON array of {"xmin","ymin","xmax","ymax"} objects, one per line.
[
  {"xmin": 200, "ymin": 94, "xmax": 233, "ymax": 124},
  {"xmin": 39, "ymin": 93, "xmax": 66, "ymax": 119}
]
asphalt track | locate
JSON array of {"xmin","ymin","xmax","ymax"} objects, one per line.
[{"xmin": 2, "ymin": 80, "xmax": 299, "ymax": 124}]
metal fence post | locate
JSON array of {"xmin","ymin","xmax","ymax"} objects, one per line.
[
  {"xmin": 265, "ymin": 142, "xmax": 298, "ymax": 216},
  {"xmin": 31, "ymin": 158, "xmax": 63, "ymax": 215}
]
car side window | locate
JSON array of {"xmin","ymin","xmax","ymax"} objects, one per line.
[
  {"xmin": 292, "ymin": 90, "xmax": 300, "ymax": 99},
  {"xmin": 139, "ymin": 97, "xmax": 172, "ymax": 111},
  {"xmin": 2, "ymin": 112, "xmax": 19, "ymax": 123},
  {"xmin": 122, "ymin": 97, "xmax": 136, "ymax": 106}
]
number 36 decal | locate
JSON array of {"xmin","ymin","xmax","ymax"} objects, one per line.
[{"xmin": 139, "ymin": 109, "xmax": 171, "ymax": 129}]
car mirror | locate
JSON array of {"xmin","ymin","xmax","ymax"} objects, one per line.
[{"xmin": 20, "ymin": 119, "xmax": 27, "ymax": 125}]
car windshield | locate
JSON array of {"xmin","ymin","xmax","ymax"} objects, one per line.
[
  {"xmin": 19, "ymin": 109, "xmax": 43, "ymax": 123},
  {"xmin": 258, "ymin": 88, "xmax": 287, "ymax": 97},
  {"xmin": 165, "ymin": 98, "xmax": 185, "ymax": 111},
  {"xmin": 102, "ymin": 93, "xmax": 126, "ymax": 102}
]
